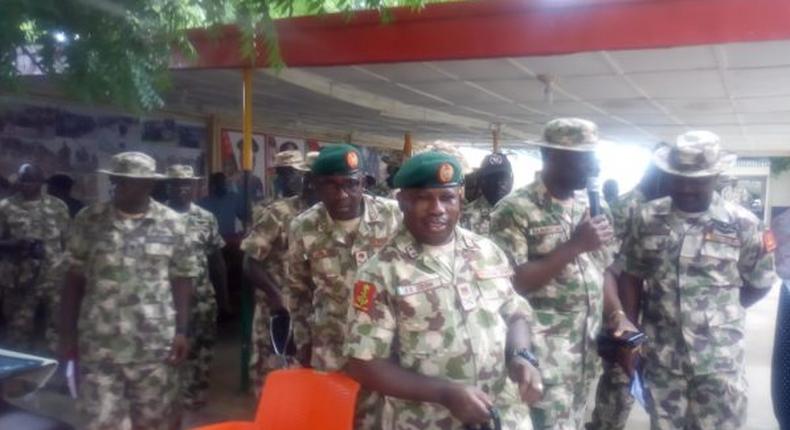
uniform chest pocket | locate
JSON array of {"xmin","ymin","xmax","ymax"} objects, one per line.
[
  {"xmin": 394, "ymin": 279, "xmax": 446, "ymax": 332},
  {"xmin": 700, "ymin": 241, "xmax": 739, "ymax": 261},
  {"xmin": 529, "ymin": 231, "xmax": 565, "ymax": 258}
]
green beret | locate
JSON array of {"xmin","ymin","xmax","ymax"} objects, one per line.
[
  {"xmin": 312, "ymin": 144, "xmax": 362, "ymax": 176},
  {"xmin": 394, "ymin": 151, "xmax": 463, "ymax": 189}
]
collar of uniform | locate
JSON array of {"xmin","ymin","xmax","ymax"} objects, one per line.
[
  {"xmin": 707, "ymin": 193, "xmax": 731, "ymax": 223},
  {"xmin": 111, "ymin": 198, "xmax": 161, "ymax": 222},
  {"xmin": 529, "ymin": 176, "xmax": 587, "ymax": 210},
  {"xmin": 395, "ymin": 226, "xmax": 477, "ymax": 261},
  {"xmin": 317, "ymin": 194, "xmax": 382, "ymax": 234}
]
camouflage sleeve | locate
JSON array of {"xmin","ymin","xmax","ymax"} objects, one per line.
[
  {"xmin": 623, "ymin": 209, "xmax": 649, "ymax": 279},
  {"xmin": 738, "ymin": 219, "xmax": 782, "ymax": 290},
  {"xmin": 56, "ymin": 201, "xmax": 71, "ymax": 250},
  {"xmin": 284, "ymin": 219, "xmax": 313, "ymax": 353},
  {"xmin": 170, "ymin": 218, "xmax": 200, "ymax": 279},
  {"xmin": 490, "ymin": 200, "xmax": 530, "ymax": 267},
  {"xmin": 65, "ymin": 210, "xmax": 89, "ymax": 270},
  {"xmin": 344, "ymin": 261, "xmax": 396, "ymax": 361},
  {"xmin": 239, "ymin": 207, "xmax": 278, "ymax": 261},
  {"xmin": 599, "ymin": 204, "xmax": 618, "ymax": 268},
  {"xmin": 207, "ymin": 214, "xmax": 225, "ymax": 252},
  {"xmin": 493, "ymin": 247, "xmax": 535, "ymax": 324}
]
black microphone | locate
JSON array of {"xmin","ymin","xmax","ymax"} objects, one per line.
[{"xmin": 587, "ymin": 177, "xmax": 601, "ymax": 217}]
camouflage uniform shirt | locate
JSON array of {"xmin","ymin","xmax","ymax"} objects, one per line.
[
  {"xmin": 242, "ymin": 196, "xmax": 308, "ymax": 287},
  {"xmin": 609, "ymin": 189, "xmax": 646, "ymax": 273},
  {"xmin": 461, "ymin": 196, "xmax": 496, "ymax": 236},
  {"xmin": 284, "ymin": 194, "xmax": 402, "ymax": 370},
  {"xmin": 345, "ymin": 227, "xmax": 534, "ymax": 430},
  {"xmin": 0, "ymin": 193, "xmax": 70, "ymax": 289},
  {"xmin": 67, "ymin": 200, "xmax": 199, "ymax": 364},
  {"xmin": 623, "ymin": 194, "xmax": 780, "ymax": 375},
  {"xmin": 490, "ymin": 178, "xmax": 616, "ymax": 385},
  {"xmin": 181, "ymin": 203, "xmax": 225, "ymax": 302}
]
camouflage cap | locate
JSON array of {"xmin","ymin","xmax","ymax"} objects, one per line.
[
  {"xmin": 98, "ymin": 152, "xmax": 165, "ymax": 179},
  {"xmin": 274, "ymin": 150, "xmax": 309, "ymax": 172},
  {"xmin": 394, "ymin": 151, "xmax": 463, "ymax": 189},
  {"xmin": 166, "ymin": 164, "xmax": 201, "ymax": 180},
  {"xmin": 533, "ymin": 117, "xmax": 602, "ymax": 152},
  {"xmin": 478, "ymin": 152, "xmax": 512, "ymax": 176},
  {"xmin": 312, "ymin": 144, "xmax": 362, "ymax": 176},
  {"xmin": 654, "ymin": 130, "xmax": 737, "ymax": 178}
]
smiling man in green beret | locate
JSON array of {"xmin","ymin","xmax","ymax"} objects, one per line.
[
  {"xmin": 283, "ymin": 143, "xmax": 402, "ymax": 429},
  {"xmin": 344, "ymin": 151, "xmax": 542, "ymax": 430}
]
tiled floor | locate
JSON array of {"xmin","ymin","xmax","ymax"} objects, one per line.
[{"xmin": 12, "ymin": 288, "xmax": 783, "ymax": 429}]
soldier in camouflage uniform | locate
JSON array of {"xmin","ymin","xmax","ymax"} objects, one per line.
[
  {"xmin": 344, "ymin": 151, "xmax": 542, "ymax": 430},
  {"xmin": 620, "ymin": 131, "xmax": 780, "ymax": 430},
  {"xmin": 166, "ymin": 165, "xmax": 228, "ymax": 409},
  {"xmin": 241, "ymin": 150, "xmax": 310, "ymax": 396},
  {"xmin": 60, "ymin": 152, "xmax": 199, "ymax": 430},
  {"xmin": 490, "ymin": 118, "xmax": 637, "ymax": 430},
  {"xmin": 461, "ymin": 152, "xmax": 513, "ymax": 236},
  {"xmin": 284, "ymin": 144, "xmax": 401, "ymax": 429},
  {"xmin": 0, "ymin": 164, "xmax": 69, "ymax": 352},
  {"xmin": 587, "ymin": 153, "xmax": 668, "ymax": 430}
]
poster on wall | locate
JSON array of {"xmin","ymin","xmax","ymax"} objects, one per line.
[{"xmin": 0, "ymin": 100, "xmax": 207, "ymax": 204}]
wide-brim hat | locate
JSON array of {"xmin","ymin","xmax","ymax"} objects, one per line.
[
  {"xmin": 654, "ymin": 130, "xmax": 736, "ymax": 178},
  {"xmin": 166, "ymin": 164, "xmax": 202, "ymax": 180},
  {"xmin": 98, "ymin": 152, "xmax": 165, "ymax": 179},
  {"xmin": 274, "ymin": 150, "xmax": 310, "ymax": 172},
  {"xmin": 531, "ymin": 117, "xmax": 604, "ymax": 152}
]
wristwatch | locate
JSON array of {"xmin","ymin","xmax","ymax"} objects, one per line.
[{"xmin": 510, "ymin": 347, "xmax": 540, "ymax": 368}]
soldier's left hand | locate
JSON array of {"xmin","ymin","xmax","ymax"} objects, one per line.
[
  {"xmin": 167, "ymin": 334, "xmax": 189, "ymax": 365},
  {"xmin": 508, "ymin": 358, "xmax": 543, "ymax": 405},
  {"xmin": 608, "ymin": 312, "xmax": 638, "ymax": 338}
]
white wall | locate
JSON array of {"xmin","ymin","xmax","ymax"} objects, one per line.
[{"xmin": 770, "ymin": 171, "xmax": 790, "ymax": 208}]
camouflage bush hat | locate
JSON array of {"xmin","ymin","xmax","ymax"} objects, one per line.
[
  {"xmin": 98, "ymin": 152, "xmax": 165, "ymax": 179},
  {"xmin": 166, "ymin": 164, "xmax": 201, "ymax": 180},
  {"xmin": 394, "ymin": 151, "xmax": 463, "ymax": 189},
  {"xmin": 478, "ymin": 152, "xmax": 512, "ymax": 176},
  {"xmin": 274, "ymin": 150, "xmax": 309, "ymax": 172},
  {"xmin": 654, "ymin": 130, "xmax": 737, "ymax": 178},
  {"xmin": 532, "ymin": 117, "xmax": 602, "ymax": 152},
  {"xmin": 312, "ymin": 144, "xmax": 362, "ymax": 176}
]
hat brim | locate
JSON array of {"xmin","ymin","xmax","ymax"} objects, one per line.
[
  {"xmin": 653, "ymin": 147, "xmax": 737, "ymax": 178},
  {"xmin": 98, "ymin": 170, "xmax": 167, "ymax": 179},
  {"xmin": 274, "ymin": 163, "xmax": 310, "ymax": 172},
  {"xmin": 167, "ymin": 176, "xmax": 203, "ymax": 180},
  {"xmin": 530, "ymin": 140, "xmax": 601, "ymax": 152}
]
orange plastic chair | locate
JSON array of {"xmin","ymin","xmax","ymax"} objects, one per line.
[{"xmin": 192, "ymin": 369, "xmax": 360, "ymax": 430}]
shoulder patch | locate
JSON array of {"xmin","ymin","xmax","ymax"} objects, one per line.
[
  {"xmin": 353, "ymin": 281, "xmax": 377, "ymax": 313},
  {"xmin": 764, "ymin": 230, "xmax": 778, "ymax": 253}
]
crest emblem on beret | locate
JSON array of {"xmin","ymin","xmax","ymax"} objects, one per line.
[
  {"xmin": 489, "ymin": 154, "xmax": 503, "ymax": 165},
  {"xmin": 437, "ymin": 163, "xmax": 454, "ymax": 183},
  {"xmin": 346, "ymin": 151, "xmax": 359, "ymax": 169}
]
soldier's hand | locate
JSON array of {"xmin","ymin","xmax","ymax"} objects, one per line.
[
  {"xmin": 508, "ymin": 357, "xmax": 543, "ymax": 405},
  {"xmin": 439, "ymin": 383, "xmax": 493, "ymax": 425},
  {"xmin": 570, "ymin": 211, "xmax": 613, "ymax": 254},
  {"xmin": 167, "ymin": 334, "xmax": 189, "ymax": 366},
  {"xmin": 608, "ymin": 312, "xmax": 638, "ymax": 338}
]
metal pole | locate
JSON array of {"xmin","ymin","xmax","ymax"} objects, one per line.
[
  {"xmin": 240, "ymin": 68, "xmax": 254, "ymax": 393},
  {"xmin": 403, "ymin": 132, "xmax": 413, "ymax": 159},
  {"xmin": 492, "ymin": 123, "xmax": 501, "ymax": 153}
]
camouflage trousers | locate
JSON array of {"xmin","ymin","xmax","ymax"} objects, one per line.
[
  {"xmin": 250, "ymin": 299, "xmax": 277, "ymax": 397},
  {"xmin": 79, "ymin": 360, "xmax": 180, "ymax": 430},
  {"xmin": 644, "ymin": 365, "xmax": 747, "ymax": 430},
  {"xmin": 530, "ymin": 363, "xmax": 597, "ymax": 430},
  {"xmin": 586, "ymin": 361, "xmax": 634, "ymax": 430},
  {"xmin": 181, "ymin": 295, "xmax": 217, "ymax": 407},
  {"xmin": 3, "ymin": 281, "xmax": 58, "ymax": 353}
]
